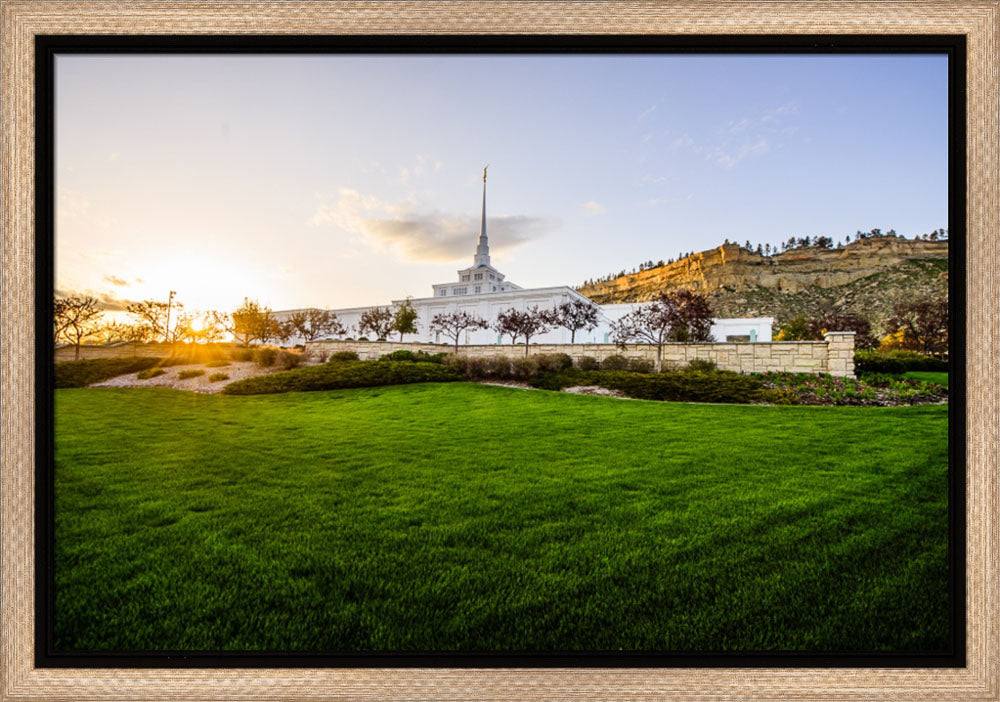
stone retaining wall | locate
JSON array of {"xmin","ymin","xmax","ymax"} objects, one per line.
[{"xmin": 306, "ymin": 332, "xmax": 856, "ymax": 377}]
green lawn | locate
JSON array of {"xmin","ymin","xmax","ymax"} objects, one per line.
[
  {"xmin": 54, "ymin": 384, "xmax": 949, "ymax": 652},
  {"xmin": 903, "ymin": 371, "xmax": 949, "ymax": 388}
]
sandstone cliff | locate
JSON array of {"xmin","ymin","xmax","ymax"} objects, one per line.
[{"xmin": 577, "ymin": 237, "xmax": 949, "ymax": 329}]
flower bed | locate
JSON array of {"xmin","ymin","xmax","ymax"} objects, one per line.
[{"xmin": 756, "ymin": 371, "xmax": 947, "ymax": 406}]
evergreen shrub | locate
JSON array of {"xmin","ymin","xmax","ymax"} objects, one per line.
[{"xmin": 223, "ymin": 360, "xmax": 460, "ymax": 395}]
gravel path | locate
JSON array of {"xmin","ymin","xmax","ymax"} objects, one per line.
[{"xmin": 91, "ymin": 361, "xmax": 296, "ymax": 394}]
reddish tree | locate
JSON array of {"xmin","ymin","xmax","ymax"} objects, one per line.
[
  {"xmin": 553, "ymin": 299, "xmax": 600, "ymax": 343},
  {"xmin": 430, "ymin": 311, "xmax": 488, "ymax": 353},
  {"xmin": 808, "ymin": 312, "xmax": 878, "ymax": 350},
  {"xmin": 610, "ymin": 290, "xmax": 714, "ymax": 372},
  {"xmin": 358, "ymin": 306, "xmax": 394, "ymax": 340},
  {"xmin": 883, "ymin": 298, "xmax": 949, "ymax": 356},
  {"xmin": 494, "ymin": 306, "xmax": 557, "ymax": 355}
]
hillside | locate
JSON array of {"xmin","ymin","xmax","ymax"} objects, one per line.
[{"xmin": 577, "ymin": 237, "xmax": 949, "ymax": 330}]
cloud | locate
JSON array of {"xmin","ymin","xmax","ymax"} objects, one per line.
[
  {"xmin": 670, "ymin": 134, "xmax": 695, "ymax": 150},
  {"xmin": 108, "ymin": 152, "xmax": 120, "ymax": 162},
  {"xmin": 308, "ymin": 188, "xmax": 555, "ymax": 262},
  {"xmin": 55, "ymin": 287, "xmax": 135, "ymax": 311},
  {"xmin": 580, "ymin": 201, "xmax": 606, "ymax": 216},
  {"xmin": 104, "ymin": 274, "xmax": 130, "ymax": 287},
  {"xmin": 637, "ymin": 104, "xmax": 658, "ymax": 121},
  {"xmin": 711, "ymin": 138, "xmax": 771, "ymax": 169}
]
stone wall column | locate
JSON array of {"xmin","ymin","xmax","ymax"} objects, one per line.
[{"xmin": 824, "ymin": 331, "xmax": 856, "ymax": 378}]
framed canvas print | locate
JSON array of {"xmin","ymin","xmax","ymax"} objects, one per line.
[{"xmin": 2, "ymin": 2, "xmax": 998, "ymax": 701}]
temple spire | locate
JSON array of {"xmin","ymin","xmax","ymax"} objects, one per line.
[{"xmin": 474, "ymin": 165, "xmax": 490, "ymax": 266}]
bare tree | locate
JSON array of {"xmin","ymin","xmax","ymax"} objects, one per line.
[
  {"xmin": 358, "ymin": 306, "xmax": 394, "ymax": 340},
  {"xmin": 55, "ymin": 295, "xmax": 102, "ymax": 360},
  {"xmin": 430, "ymin": 311, "xmax": 488, "ymax": 354},
  {"xmin": 288, "ymin": 309, "xmax": 346, "ymax": 342},
  {"xmin": 126, "ymin": 299, "xmax": 181, "ymax": 343},
  {"xmin": 553, "ymin": 299, "xmax": 599, "ymax": 343},
  {"xmin": 494, "ymin": 306, "xmax": 556, "ymax": 356},
  {"xmin": 610, "ymin": 291, "xmax": 714, "ymax": 372}
]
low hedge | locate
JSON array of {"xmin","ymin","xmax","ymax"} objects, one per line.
[
  {"xmin": 854, "ymin": 350, "xmax": 947, "ymax": 374},
  {"xmin": 328, "ymin": 351, "xmax": 360, "ymax": 362},
  {"xmin": 222, "ymin": 360, "xmax": 461, "ymax": 395},
  {"xmin": 177, "ymin": 369, "xmax": 205, "ymax": 379},
  {"xmin": 529, "ymin": 368, "xmax": 765, "ymax": 404},
  {"xmin": 378, "ymin": 350, "xmax": 447, "ymax": 364},
  {"xmin": 55, "ymin": 357, "xmax": 163, "ymax": 388},
  {"xmin": 136, "ymin": 368, "xmax": 167, "ymax": 380}
]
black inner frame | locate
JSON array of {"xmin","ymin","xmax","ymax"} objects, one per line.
[{"xmin": 34, "ymin": 33, "xmax": 967, "ymax": 669}]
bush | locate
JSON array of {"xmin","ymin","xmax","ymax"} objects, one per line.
[
  {"xmin": 511, "ymin": 357, "xmax": 539, "ymax": 380},
  {"xmin": 577, "ymin": 356, "xmax": 600, "ymax": 371},
  {"xmin": 231, "ymin": 348, "xmax": 254, "ymax": 362},
  {"xmin": 528, "ymin": 368, "xmax": 764, "ymax": 404},
  {"xmin": 442, "ymin": 355, "xmax": 468, "ymax": 376},
  {"xmin": 55, "ymin": 357, "xmax": 163, "ymax": 388},
  {"xmin": 277, "ymin": 350, "xmax": 303, "ymax": 370},
  {"xmin": 177, "ymin": 369, "xmax": 205, "ymax": 379},
  {"xmin": 136, "ymin": 367, "xmax": 167, "ymax": 380},
  {"xmin": 465, "ymin": 357, "xmax": 489, "ymax": 379},
  {"xmin": 223, "ymin": 360, "xmax": 461, "ymax": 395},
  {"xmin": 600, "ymin": 355, "xmax": 629, "ymax": 371},
  {"xmin": 854, "ymin": 350, "xmax": 948, "ymax": 374},
  {"xmin": 379, "ymin": 350, "xmax": 418, "ymax": 363},
  {"xmin": 686, "ymin": 358, "xmax": 718, "ymax": 373},
  {"xmin": 253, "ymin": 348, "xmax": 278, "ymax": 367},
  {"xmin": 206, "ymin": 360, "xmax": 230, "ymax": 368},
  {"xmin": 358, "ymin": 336, "xmax": 369, "ymax": 342},
  {"xmin": 329, "ymin": 350, "xmax": 360, "ymax": 362},
  {"xmin": 208, "ymin": 372, "xmax": 230, "ymax": 382},
  {"xmin": 535, "ymin": 353, "xmax": 573, "ymax": 373},
  {"xmin": 485, "ymin": 355, "xmax": 511, "ymax": 378},
  {"xmin": 627, "ymin": 358, "xmax": 655, "ymax": 373}
]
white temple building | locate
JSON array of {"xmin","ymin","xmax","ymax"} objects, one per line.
[{"xmin": 276, "ymin": 169, "xmax": 773, "ymax": 346}]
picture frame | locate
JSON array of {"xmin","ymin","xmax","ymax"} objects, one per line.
[{"xmin": 2, "ymin": 2, "xmax": 997, "ymax": 700}]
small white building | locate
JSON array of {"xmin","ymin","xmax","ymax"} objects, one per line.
[{"xmin": 276, "ymin": 171, "xmax": 773, "ymax": 346}]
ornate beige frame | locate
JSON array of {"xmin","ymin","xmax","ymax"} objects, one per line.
[{"xmin": 2, "ymin": 2, "xmax": 997, "ymax": 700}]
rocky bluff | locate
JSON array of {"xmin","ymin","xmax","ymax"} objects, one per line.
[{"xmin": 577, "ymin": 237, "xmax": 949, "ymax": 329}]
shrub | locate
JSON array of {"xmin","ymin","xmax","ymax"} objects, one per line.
[
  {"xmin": 277, "ymin": 350, "xmax": 303, "ymax": 370},
  {"xmin": 854, "ymin": 350, "xmax": 948, "ymax": 374},
  {"xmin": 528, "ymin": 369, "xmax": 764, "ymax": 404},
  {"xmin": 177, "ymin": 369, "xmax": 205, "ymax": 379},
  {"xmin": 206, "ymin": 360, "xmax": 230, "ymax": 368},
  {"xmin": 627, "ymin": 358, "xmax": 655, "ymax": 373},
  {"xmin": 379, "ymin": 350, "xmax": 418, "ymax": 363},
  {"xmin": 358, "ymin": 336, "xmax": 369, "ymax": 342},
  {"xmin": 600, "ymin": 355, "xmax": 629, "ymax": 371},
  {"xmin": 442, "ymin": 355, "xmax": 468, "ymax": 376},
  {"xmin": 511, "ymin": 356, "xmax": 539, "ymax": 380},
  {"xmin": 253, "ymin": 348, "xmax": 278, "ymax": 367},
  {"xmin": 577, "ymin": 356, "xmax": 600, "ymax": 371},
  {"xmin": 485, "ymin": 355, "xmax": 511, "ymax": 379},
  {"xmin": 223, "ymin": 360, "xmax": 461, "ymax": 395},
  {"xmin": 465, "ymin": 357, "xmax": 489, "ymax": 379},
  {"xmin": 231, "ymin": 348, "xmax": 254, "ymax": 362},
  {"xmin": 329, "ymin": 350, "xmax": 360, "ymax": 362},
  {"xmin": 55, "ymin": 357, "xmax": 163, "ymax": 388},
  {"xmin": 208, "ymin": 372, "xmax": 230, "ymax": 382},
  {"xmin": 535, "ymin": 353, "xmax": 573, "ymax": 373},
  {"xmin": 686, "ymin": 358, "xmax": 718, "ymax": 373},
  {"xmin": 136, "ymin": 367, "xmax": 167, "ymax": 380}
]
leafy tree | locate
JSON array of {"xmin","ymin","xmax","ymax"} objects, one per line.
[
  {"xmin": 553, "ymin": 299, "xmax": 599, "ymax": 343},
  {"xmin": 230, "ymin": 298, "xmax": 279, "ymax": 347},
  {"xmin": 197, "ymin": 311, "xmax": 230, "ymax": 344},
  {"xmin": 808, "ymin": 312, "xmax": 878, "ymax": 350},
  {"xmin": 610, "ymin": 290, "xmax": 714, "ymax": 372},
  {"xmin": 54, "ymin": 295, "xmax": 102, "ymax": 359},
  {"xmin": 774, "ymin": 315, "xmax": 812, "ymax": 341},
  {"xmin": 391, "ymin": 298, "xmax": 419, "ymax": 342},
  {"xmin": 430, "ymin": 311, "xmax": 488, "ymax": 353},
  {"xmin": 358, "ymin": 306, "xmax": 395, "ymax": 341},
  {"xmin": 883, "ymin": 297, "xmax": 949, "ymax": 356},
  {"xmin": 288, "ymin": 309, "xmax": 345, "ymax": 342}
]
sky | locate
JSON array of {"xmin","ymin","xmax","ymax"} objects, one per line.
[{"xmin": 55, "ymin": 53, "xmax": 949, "ymax": 315}]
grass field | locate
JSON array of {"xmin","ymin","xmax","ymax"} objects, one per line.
[
  {"xmin": 903, "ymin": 371, "xmax": 949, "ymax": 388},
  {"xmin": 54, "ymin": 383, "xmax": 950, "ymax": 652}
]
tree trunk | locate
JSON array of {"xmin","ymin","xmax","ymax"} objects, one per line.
[
  {"xmin": 74, "ymin": 342, "xmax": 81, "ymax": 360},
  {"xmin": 655, "ymin": 344, "xmax": 663, "ymax": 373},
  {"xmin": 571, "ymin": 329, "xmax": 576, "ymax": 344}
]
